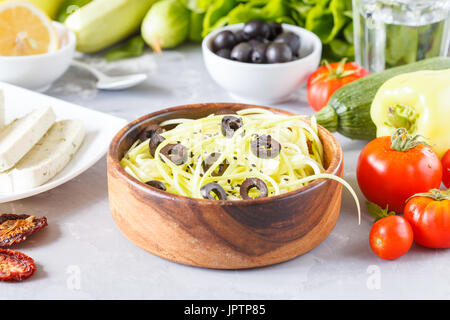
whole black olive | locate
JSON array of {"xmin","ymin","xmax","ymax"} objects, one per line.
[
  {"xmin": 234, "ymin": 30, "xmax": 247, "ymax": 43},
  {"xmin": 248, "ymin": 39, "xmax": 262, "ymax": 48},
  {"xmin": 230, "ymin": 42, "xmax": 253, "ymax": 62},
  {"xmin": 202, "ymin": 152, "xmax": 229, "ymax": 176},
  {"xmin": 251, "ymin": 42, "xmax": 268, "ymax": 63},
  {"xmin": 212, "ymin": 30, "xmax": 236, "ymax": 51},
  {"xmin": 240, "ymin": 178, "xmax": 268, "ymax": 200},
  {"xmin": 274, "ymin": 32, "xmax": 301, "ymax": 55},
  {"xmin": 160, "ymin": 143, "xmax": 188, "ymax": 165},
  {"xmin": 146, "ymin": 180, "xmax": 166, "ymax": 191},
  {"xmin": 201, "ymin": 182, "xmax": 227, "ymax": 200},
  {"xmin": 216, "ymin": 48, "xmax": 231, "ymax": 59},
  {"xmin": 243, "ymin": 19, "xmax": 270, "ymax": 40},
  {"xmin": 265, "ymin": 43, "xmax": 292, "ymax": 63},
  {"xmin": 221, "ymin": 116, "xmax": 243, "ymax": 137},
  {"xmin": 149, "ymin": 133, "xmax": 165, "ymax": 157},
  {"xmin": 138, "ymin": 123, "xmax": 162, "ymax": 142},
  {"xmin": 250, "ymin": 134, "xmax": 281, "ymax": 159},
  {"xmin": 267, "ymin": 21, "xmax": 283, "ymax": 40}
]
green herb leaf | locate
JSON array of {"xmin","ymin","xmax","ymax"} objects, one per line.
[
  {"xmin": 202, "ymin": 0, "xmax": 237, "ymax": 37},
  {"xmin": 366, "ymin": 201, "xmax": 396, "ymax": 222},
  {"xmin": 105, "ymin": 35, "xmax": 146, "ymax": 62}
]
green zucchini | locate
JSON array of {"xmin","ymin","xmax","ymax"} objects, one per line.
[{"xmin": 315, "ymin": 57, "xmax": 450, "ymax": 140}]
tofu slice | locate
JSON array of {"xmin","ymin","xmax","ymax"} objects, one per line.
[
  {"xmin": 0, "ymin": 119, "xmax": 85, "ymax": 193},
  {"xmin": 0, "ymin": 106, "xmax": 56, "ymax": 172},
  {"xmin": 0, "ymin": 90, "xmax": 4, "ymax": 131}
]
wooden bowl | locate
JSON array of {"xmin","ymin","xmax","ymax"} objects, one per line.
[{"xmin": 107, "ymin": 103, "xmax": 343, "ymax": 269}]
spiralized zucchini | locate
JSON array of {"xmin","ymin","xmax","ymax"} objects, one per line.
[{"xmin": 121, "ymin": 108, "xmax": 361, "ymax": 222}]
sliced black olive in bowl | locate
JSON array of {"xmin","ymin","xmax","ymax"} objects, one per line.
[
  {"xmin": 243, "ymin": 19, "xmax": 270, "ymax": 40},
  {"xmin": 274, "ymin": 32, "xmax": 301, "ymax": 55},
  {"xmin": 202, "ymin": 152, "xmax": 229, "ymax": 177},
  {"xmin": 149, "ymin": 133, "xmax": 165, "ymax": 157},
  {"xmin": 160, "ymin": 143, "xmax": 188, "ymax": 165},
  {"xmin": 146, "ymin": 180, "xmax": 166, "ymax": 191},
  {"xmin": 212, "ymin": 30, "xmax": 237, "ymax": 51},
  {"xmin": 240, "ymin": 178, "xmax": 268, "ymax": 200},
  {"xmin": 230, "ymin": 42, "xmax": 253, "ymax": 62},
  {"xmin": 265, "ymin": 43, "xmax": 292, "ymax": 63},
  {"xmin": 201, "ymin": 182, "xmax": 228, "ymax": 200},
  {"xmin": 250, "ymin": 134, "xmax": 281, "ymax": 159},
  {"xmin": 138, "ymin": 123, "xmax": 162, "ymax": 142},
  {"xmin": 221, "ymin": 116, "xmax": 243, "ymax": 138}
]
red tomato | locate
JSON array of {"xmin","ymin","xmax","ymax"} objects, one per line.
[
  {"xmin": 404, "ymin": 190, "xmax": 450, "ymax": 248},
  {"xmin": 306, "ymin": 59, "xmax": 369, "ymax": 111},
  {"xmin": 442, "ymin": 149, "xmax": 450, "ymax": 188},
  {"xmin": 369, "ymin": 215, "xmax": 413, "ymax": 260},
  {"xmin": 357, "ymin": 133, "xmax": 442, "ymax": 213}
]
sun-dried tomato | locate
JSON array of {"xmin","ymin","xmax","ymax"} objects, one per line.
[
  {"xmin": 0, "ymin": 249, "xmax": 37, "ymax": 281},
  {"xmin": 0, "ymin": 214, "xmax": 47, "ymax": 247}
]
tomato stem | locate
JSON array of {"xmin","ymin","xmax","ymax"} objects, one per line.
[
  {"xmin": 407, "ymin": 189, "xmax": 450, "ymax": 202},
  {"xmin": 390, "ymin": 128, "xmax": 430, "ymax": 152},
  {"xmin": 312, "ymin": 58, "xmax": 359, "ymax": 84}
]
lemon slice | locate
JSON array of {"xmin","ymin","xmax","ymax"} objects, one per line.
[{"xmin": 0, "ymin": 1, "xmax": 59, "ymax": 56}]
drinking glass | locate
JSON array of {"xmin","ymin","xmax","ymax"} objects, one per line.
[{"xmin": 353, "ymin": 0, "xmax": 450, "ymax": 73}]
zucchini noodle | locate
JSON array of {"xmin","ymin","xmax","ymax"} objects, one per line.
[{"xmin": 121, "ymin": 108, "xmax": 361, "ymax": 222}]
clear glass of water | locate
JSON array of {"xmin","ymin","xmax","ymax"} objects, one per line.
[{"xmin": 353, "ymin": 0, "xmax": 450, "ymax": 73}]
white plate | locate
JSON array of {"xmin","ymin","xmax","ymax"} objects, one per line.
[{"xmin": 0, "ymin": 82, "xmax": 127, "ymax": 203}]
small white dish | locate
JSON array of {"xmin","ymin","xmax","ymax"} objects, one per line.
[
  {"xmin": 0, "ymin": 82, "xmax": 127, "ymax": 203},
  {"xmin": 202, "ymin": 23, "xmax": 322, "ymax": 104},
  {"xmin": 0, "ymin": 22, "xmax": 76, "ymax": 92}
]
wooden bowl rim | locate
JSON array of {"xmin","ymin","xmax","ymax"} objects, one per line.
[{"xmin": 108, "ymin": 103, "xmax": 343, "ymax": 206}]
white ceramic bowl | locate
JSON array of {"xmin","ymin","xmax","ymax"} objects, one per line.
[
  {"xmin": 202, "ymin": 23, "xmax": 322, "ymax": 104},
  {"xmin": 0, "ymin": 22, "xmax": 76, "ymax": 92}
]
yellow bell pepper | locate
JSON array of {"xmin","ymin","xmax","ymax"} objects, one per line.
[{"xmin": 371, "ymin": 69, "xmax": 450, "ymax": 158}]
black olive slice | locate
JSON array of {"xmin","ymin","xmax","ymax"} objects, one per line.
[
  {"xmin": 145, "ymin": 180, "xmax": 166, "ymax": 191},
  {"xmin": 200, "ymin": 182, "xmax": 227, "ymax": 200},
  {"xmin": 138, "ymin": 123, "xmax": 162, "ymax": 142},
  {"xmin": 221, "ymin": 116, "xmax": 243, "ymax": 138},
  {"xmin": 149, "ymin": 133, "xmax": 165, "ymax": 157},
  {"xmin": 160, "ymin": 143, "xmax": 188, "ymax": 165},
  {"xmin": 250, "ymin": 134, "xmax": 281, "ymax": 159},
  {"xmin": 240, "ymin": 178, "xmax": 268, "ymax": 200},
  {"xmin": 202, "ymin": 152, "xmax": 229, "ymax": 176}
]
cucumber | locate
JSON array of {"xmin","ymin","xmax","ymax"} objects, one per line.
[
  {"xmin": 315, "ymin": 57, "xmax": 450, "ymax": 140},
  {"xmin": 65, "ymin": 0, "xmax": 160, "ymax": 53}
]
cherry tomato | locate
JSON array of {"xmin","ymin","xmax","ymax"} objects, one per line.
[
  {"xmin": 357, "ymin": 130, "xmax": 442, "ymax": 213},
  {"xmin": 404, "ymin": 189, "xmax": 450, "ymax": 248},
  {"xmin": 369, "ymin": 215, "xmax": 413, "ymax": 260},
  {"xmin": 442, "ymin": 149, "xmax": 450, "ymax": 188},
  {"xmin": 306, "ymin": 59, "xmax": 369, "ymax": 111}
]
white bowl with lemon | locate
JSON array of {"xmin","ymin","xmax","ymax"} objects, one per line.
[{"xmin": 0, "ymin": 1, "xmax": 76, "ymax": 91}]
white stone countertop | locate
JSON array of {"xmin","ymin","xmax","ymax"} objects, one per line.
[{"xmin": 1, "ymin": 44, "xmax": 450, "ymax": 300}]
